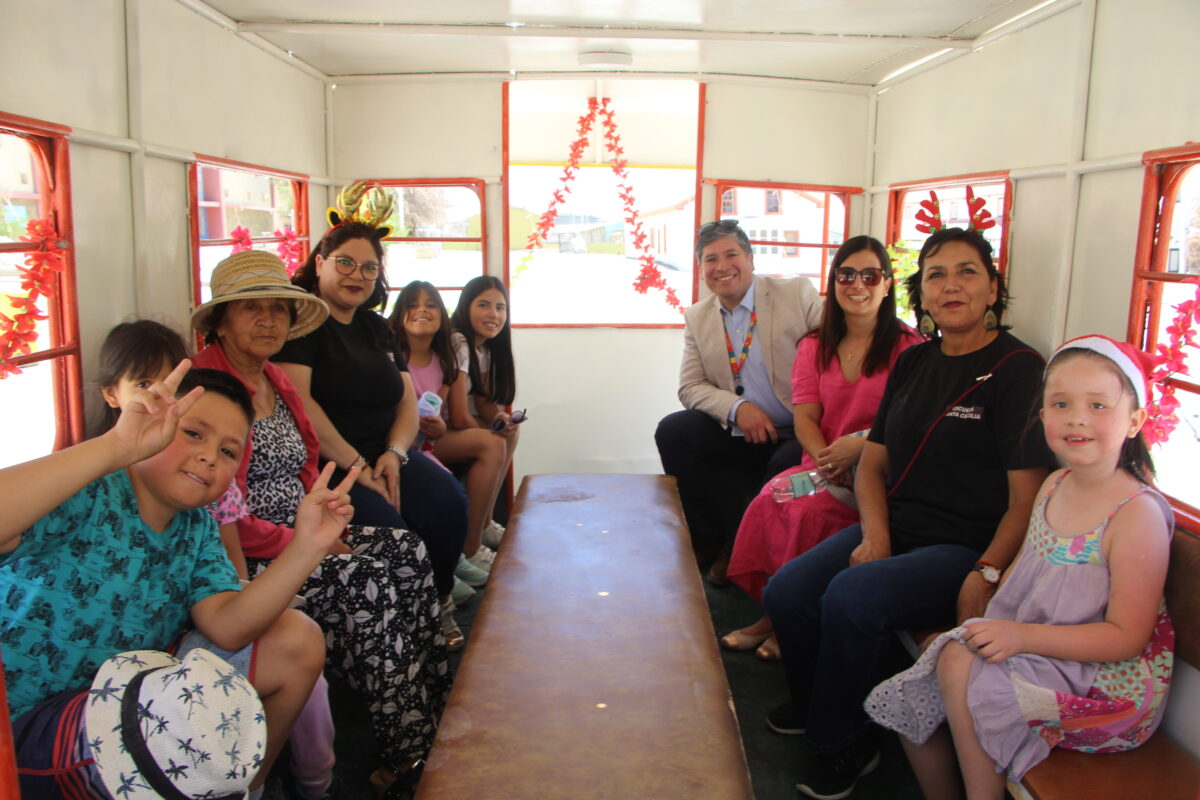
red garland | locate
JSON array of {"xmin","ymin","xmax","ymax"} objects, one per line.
[
  {"xmin": 1143, "ymin": 276, "xmax": 1200, "ymax": 447},
  {"xmin": 230, "ymin": 225, "xmax": 253, "ymax": 253},
  {"xmin": 275, "ymin": 227, "xmax": 304, "ymax": 276},
  {"xmin": 518, "ymin": 97, "xmax": 682, "ymax": 313},
  {"xmin": 0, "ymin": 218, "xmax": 65, "ymax": 378}
]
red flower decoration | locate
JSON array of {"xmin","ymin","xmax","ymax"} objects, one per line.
[
  {"xmin": 230, "ymin": 225, "xmax": 253, "ymax": 254},
  {"xmin": 1142, "ymin": 276, "xmax": 1200, "ymax": 447},
  {"xmin": 275, "ymin": 227, "xmax": 304, "ymax": 277},
  {"xmin": 0, "ymin": 218, "xmax": 65, "ymax": 378},
  {"xmin": 515, "ymin": 97, "xmax": 683, "ymax": 313}
]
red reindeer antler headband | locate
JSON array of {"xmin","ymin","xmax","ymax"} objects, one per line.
[{"xmin": 914, "ymin": 185, "xmax": 996, "ymax": 235}]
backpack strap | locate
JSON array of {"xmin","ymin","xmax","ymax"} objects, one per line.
[{"xmin": 887, "ymin": 348, "xmax": 1038, "ymax": 499}]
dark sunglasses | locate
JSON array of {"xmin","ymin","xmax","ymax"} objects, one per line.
[
  {"xmin": 490, "ymin": 409, "xmax": 528, "ymax": 432},
  {"xmin": 834, "ymin": 266, "xmax": 888, "ymax": 287},
  {"xmin": 698, "ymin": 219, "xmax": 741, "ymax": 235}
]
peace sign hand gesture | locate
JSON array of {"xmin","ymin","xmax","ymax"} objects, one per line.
[
  {"xmin": 107, "ymin": 359, "xmax": 204, "ymax": 464},
  {"xmin": 292, "ymin": 462, "xmax": 359, "ymax": 555}
]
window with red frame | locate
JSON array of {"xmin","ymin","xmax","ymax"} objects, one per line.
[
  {"xmin": 885, "ymin": 174, "xmax": 1011, "ymax": 274},
  {"xmin": 709, "ymin": 180, "xmax": 860, "ymax": 293},
  {"xmin": 189, "ymin": 160, "xmax": 308, "ymax": 305},
  {"xmin": 1128, "ymin": 145, "xmax": 1200, "ymax": 521},
  {"xmin": 367, "ymin": 179, "xmax": 486, "ymax": 317},
  {"xmin": 0, "ymin": 119, "xmax": 81, "ymax": 467},
  {"xmin": 720, "ymin": 189, "xmax": 737, "ymax": 216}
]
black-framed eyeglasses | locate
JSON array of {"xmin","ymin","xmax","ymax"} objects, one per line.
[
  {"xmin": 698, "ymin": 219, "xmax": 741, "ymax": 235},
  {"xmin": 834, "ymin": 266, "xmax": 888, "ymax": 286},
  {"xmin": 331, "ymin": 255, "xmax": 381, "ymax": 280}
]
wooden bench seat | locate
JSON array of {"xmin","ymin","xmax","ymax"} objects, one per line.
[{"xmin": 415, "ymin": 474, "xmax": 753, "ymax": 800}]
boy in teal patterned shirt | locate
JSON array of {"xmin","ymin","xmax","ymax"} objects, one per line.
[{"xmin": 0, "ymin": 363, "xmax": 360, "ymax": 799}]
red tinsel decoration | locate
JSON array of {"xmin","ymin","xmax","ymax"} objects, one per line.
[
  {"xmin": 275, "ymin": 227, "xmax": 304, "ymax": 276},
  {"xmin": 230, "ymin": 225, "xmax": 253, "ymax": 254},
  {"xmin": 0, "ymin": 218, "xmax": 65, "ymax": 378},
  {"xmin": 517, "ymin": 97, "xmax": 682, "ymax": 313},
  {"xmin": 1142, "ymin": 276, "xmax": 1200, "ymax": 447}
]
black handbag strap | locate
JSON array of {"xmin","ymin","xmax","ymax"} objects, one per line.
[{"xmin": 886, "ymin": 348, "xmax": 1038, "ymax": 499}]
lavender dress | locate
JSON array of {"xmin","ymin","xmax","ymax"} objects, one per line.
[{"xmin": 865, "ymin": 471, "xmax": 1175, "ymax": 780}]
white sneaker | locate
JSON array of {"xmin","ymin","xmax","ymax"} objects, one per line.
[
  {"xmin": 482, "ymin": 520, "xmax": 506, "ymax": 549},
  {"xmin": 468, "ymin": 546, "xmax": 495, "ymax": 574}
]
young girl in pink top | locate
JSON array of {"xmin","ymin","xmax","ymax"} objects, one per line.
[
  {"xmin": 722, "ymin": 236, "xmax": 922, "ymax": 660},
  {"xmin": 390, "ymin": 280, "xmax": 509, "ymax": 592}
]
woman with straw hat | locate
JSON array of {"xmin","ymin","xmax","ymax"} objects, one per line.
[{"xmin": 192, "ymin": 249, "xmax": 451, "ymax": 787}]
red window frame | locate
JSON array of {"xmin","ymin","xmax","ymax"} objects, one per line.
[
  {"xmin": 885, "ymin": 171, "xmax": 1013, "ymax": 275},
  {"xmin": 0, "ymin": 111, "xmax": 82, "ymax": 450},
  {"xmin": 707, "ymin": 179, "xmax": 862, "ymax": 294},
  {"xmin": 1128, "ymin": 143, "xmax": 1200, "ymax": 532},
  {"xmin": 367, "ymin": 178, "xmax": 488, "ymax": 305},
  {"xmin": 188, "ymin": 156, "xmax": 310, "ymax": 307}
]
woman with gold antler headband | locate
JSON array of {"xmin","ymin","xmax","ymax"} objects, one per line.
[{"xmin": 277, "ymin": 181, "xmax": 469, "ymax": 628}]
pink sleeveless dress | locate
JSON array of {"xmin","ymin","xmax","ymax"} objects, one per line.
[
  {"xmin": 727, "ymin": 329, "xmax": 921, "ymax": 600},
  {"xmin": 865, "ymin": 472, "xmax": 1175, "ymax": 780}
]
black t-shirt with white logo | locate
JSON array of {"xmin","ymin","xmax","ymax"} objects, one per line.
[{"xmin": 868, "ymin": 332, "xmax": 1056, "ymax": 553}]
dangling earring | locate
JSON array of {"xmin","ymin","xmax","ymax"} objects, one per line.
[
  {"xmin": 983, "ymin": 307, "xmax": 998, "ymax": 331},
  {"xmin": 919, "ymin": 312, "xmax": 936, "ymax": 338}
]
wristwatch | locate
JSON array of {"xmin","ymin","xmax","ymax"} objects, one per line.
[
  {"xmin": 387, "ymin": 445, "xmax": 410, "ymax": 466},
  {"xmin": 972, "ymin": 562, "xmax": 1001, "ymax": 585}
]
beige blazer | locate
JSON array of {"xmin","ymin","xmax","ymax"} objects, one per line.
[{"xmin": 677, "ymin": 275, "xmax": 824, "ymax": 425}]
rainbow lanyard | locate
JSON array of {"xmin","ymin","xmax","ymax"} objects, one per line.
[{"xmin": 723, "ymin": 308, "xmax": 757, "ymax": 396}]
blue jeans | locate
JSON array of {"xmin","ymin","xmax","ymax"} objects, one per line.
[
  {"xmin": 761, "ymin": 523, "xmax": 979, "ymax": 754},
  {"xmin": 337, "ymin": 448, "xmax": 467, "ymax": 597}
]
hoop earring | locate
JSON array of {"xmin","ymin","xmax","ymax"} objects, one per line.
[
  {"xmin": 983, "ymin": 307, "xmax": 999, "ymax": 331},
  {"xmin": 919, "ymin": 312, "xmax": 936, "ymax": 338}
]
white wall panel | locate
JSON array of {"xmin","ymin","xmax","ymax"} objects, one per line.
[
  {"xmin": 1003, "ymin": 176, "xmax": 1067, "ymax": 356},
  {"xmin": 1087, "ymin": 0, "xmax": 1200, "ymax": 159},
  {"xmin": 873, "ymin": 8, "xmax": 1079, "ymax": 185},
  {"xmin": 509, "ymin": 80, "xmax": 699, "ymax": 166},
  {"xmin": 68, "ymin": 145, "xmax": 137, "ymax": 427},
  {"xmin": 510, "ymin": 327, "xmax": 685, "ymax": 482},
  {"xmin": 332, "ymin": 82, "xmax": 502, "ymax": 179},
  {"xmin": 138, "ymin": 0, "xmax": 326, "ymax": 175},
  {"xmin": 1065, "ymin": 168, "xmax": 1142, "ymax": 340},
  {"xmin": 703, "ymin": 83, "xmax": 868, "ymax": 187},
  {"xmin": 140, "ymin": 157, "xmax": 194, "ymax": 330},
  {"xmin": 0, "ymin": 0, "xmax": 128, "ymax": 135}
]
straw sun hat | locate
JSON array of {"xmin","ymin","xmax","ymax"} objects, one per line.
[
  {"xmin": 191, "ymin": 250, "xmax": 328, "ymax": 340},
  {"xmin": 85, "ymin": 648, "xmax": 265, "ymax": 800}
]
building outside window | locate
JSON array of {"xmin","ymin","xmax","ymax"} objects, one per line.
[{"xmin": 0, "ymin": 118, "xmax": 81, "ymax": 467}]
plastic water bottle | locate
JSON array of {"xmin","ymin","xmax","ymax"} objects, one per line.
[
  {"xmin": 417, "ymin": 391, "xmax": 443, "ymax": 418},
  {"xmin": 770, "ymin": 470, "xmax": 828, "ymax": 502}
]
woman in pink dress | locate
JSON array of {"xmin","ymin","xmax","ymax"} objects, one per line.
[{"xmin": 722, "ymin": 235, "xmax": 923, "ymax": 659}]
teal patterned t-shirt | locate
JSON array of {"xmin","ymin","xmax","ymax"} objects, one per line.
[{"xmin": 1, "ymin": 470, "xmax": 240, "ymax": 719}]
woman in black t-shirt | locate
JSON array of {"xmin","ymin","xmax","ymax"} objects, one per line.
[
  {"xmin": 761, "ymin": 227, "xmax": 1056, "ymax": 800},
  {"xmin": 275, "ymin": 221, "xmax": 469, "ymax": 653}
]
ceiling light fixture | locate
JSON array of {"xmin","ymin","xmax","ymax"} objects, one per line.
[{"xmin": 578, "ymin": 48, "xmax": 633, "ymax": 68}]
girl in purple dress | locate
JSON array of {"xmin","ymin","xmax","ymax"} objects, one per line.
[{"xmin": 866, "ymin": 335, "xmax": 1174, "ymax": 799}]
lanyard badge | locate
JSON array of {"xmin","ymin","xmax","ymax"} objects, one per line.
[{"xmin": 723, "ymin": 308, "xmax": 757, "ymax": 396}]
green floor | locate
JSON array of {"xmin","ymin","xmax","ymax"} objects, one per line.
[{"xmin": 320, "ymin": 573, "xmax": 927, "ymax": 800}]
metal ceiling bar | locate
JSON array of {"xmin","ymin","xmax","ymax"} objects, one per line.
[{"xmin": 238, "ymin": 20, "xmax": 974, "ymax": 50}]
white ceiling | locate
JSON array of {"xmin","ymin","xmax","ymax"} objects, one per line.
[{"xmin": 194, "ymin": 0, "xmax": 1058, "ymax": 86}]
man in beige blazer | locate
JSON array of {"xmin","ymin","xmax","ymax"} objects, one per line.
[{"xmin": 656, "ymin": 220, "xmax": 823, "ymax": 580}]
